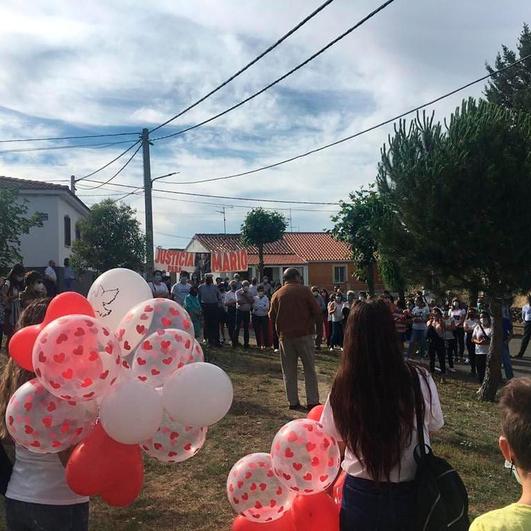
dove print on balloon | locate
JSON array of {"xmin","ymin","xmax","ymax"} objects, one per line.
[
  {"xmin": 32, "ymin": 315, "xmax": 121, "ymax": 402},
  {"xmin": 6, "ymin": 379, "xmax": 97, "ymax": 453},
  {"xmin": 116, "ymin": 298, "xmax": 194, "ymax": 361}
]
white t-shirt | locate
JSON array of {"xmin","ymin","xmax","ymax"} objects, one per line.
[
  {"xmin": 44, "ymin": 266, "xmax": 57, "ymax": 284},
  {"xmin": 450, "ymin": 308, "xmax": 466, "ymax": 327},
  {"xmin": 329, "ymin": 302, "xmax": 344, "ymax": 322},
  {"xmin": 320, "ymin": 369, "xmax": 444, "ymax": 482},
  {"xmin": 464, "ymin": 318, "xmax": 478, "ymax": 333},
  {"xmin": 443, "ymin": 317, "xmax": 455, "ymax": 340},
  {"xmin": 472, "ymin": 324, "xmax": 491, "ymax": 355},
  {"xmin": 6, "ymin": 445, "xmax": 89, "ymax": 505},
  {"xmin": 149, "ymin": 282, "xmax": 169, "ymax": 298},
  {"xmin": 411, "ymin": 306, "xmax": 430, "ymax": 330}
]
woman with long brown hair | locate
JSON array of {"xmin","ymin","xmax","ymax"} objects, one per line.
[
  {"xmin": 0, "ymin": 299, "xmax": 90, "ymax": 531},
  {"xmin": 320, "ymin": 300, "xmax": 444, "ymax": 530}
]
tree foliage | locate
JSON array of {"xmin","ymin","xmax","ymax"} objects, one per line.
[
  {"xmin": 241, "ymin": 208, "xmax": 287, "ymax": 281},
  {"xmin": 485, "ymin": 23, "xmax": 531, "ymax": 113},
  {"xmin": 0, "ymin": 187, "xmax": 44, "ymax": 273},
  {"xmin": 72, "ymin": 199, "xmax": 145, "ymax": 274},
  {"xmin": 377, "ymin": 98, "xmax": 531, "ymax": 400}
]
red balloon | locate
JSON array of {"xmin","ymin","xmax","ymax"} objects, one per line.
[
  {"xmin": 291, "ymin": 492, "xmax": 339, "ymax": 531},
  {"xmin": 9, "ymin": 292, "xmax": 95, "ymax": 371},
  {"xmin": 66, "ymin": 423, "xmax": 143, "ymax": 507},
  {"xmin": 306, "ymin": 404, "xmax": 324, "ymax": 421},
  {"xmin": 331, "ymin": 470, "xmax": 346, "ymax": 508},
  {"xmin": 232, "ymin": 511, "xmax": 296, "ymax": 531}
]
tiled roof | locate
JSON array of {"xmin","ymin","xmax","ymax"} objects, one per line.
[
  {"xmin": 193, "ymin": 232, "xmax": 351, "ymax": 264},
  {"xmin": 284, "ymin": 232, "xmax": 351, "ymax": 261},
  {"xmin": 0, "ymin": 176, "xmax": 89, "ymax": 212}
]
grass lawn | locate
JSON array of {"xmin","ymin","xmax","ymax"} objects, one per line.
[{"xmin": 0, "ymin": 345, "xmax": 519, "ymax": 530}]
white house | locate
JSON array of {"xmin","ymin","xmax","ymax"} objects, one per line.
[{"xmin": 0, "ymin": 176, "xmax": 89, "ymax": 270}]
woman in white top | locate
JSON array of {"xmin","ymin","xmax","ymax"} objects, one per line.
[
  {"xmin": 320, "ymin": 299, "xmax": 444, "ymax": 530},
  {"xmin": 0, "ymin": 300, "xmax": 90, "ymax": 531},
  {"xmin": 148, "ymin": 270, "xmax": 169, "ymax": 298},
  {"xmin": 472, "ymin": 311, "xmax": 492, "ymax": 385},
  {"xmin": 252, "ymin": 286, "xmax": 270, "ymax": 350},
  {"xmin": 464, "ymin": 308, "xmax": 479, "ymax": 376},
  {"xmin": 327, "ymin": 293, "xmax": 344, "ymax": 350}
]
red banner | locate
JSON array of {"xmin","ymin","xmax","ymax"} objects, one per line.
[
  {"xmin": 155, "ymin": 248, "xmax": 195, "ymax": 273},
  {"xmin": 211, "ymin": 250, "xmax": 248, "ymax": 273}
]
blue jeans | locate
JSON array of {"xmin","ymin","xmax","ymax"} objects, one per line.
[
  {"xmin": 502, "ymin": 341, "xmax": 514, "ymax": 380},
  {"xmin": 341, "ymin": 475, "xmax": 416, "ymax": 531},
  {"xmin": 331, "ymin": 321, "xmax": 343, "ymax": 347},
  {"xmin": 407, "ymin": 328, "xmax": 427, "ymax": 357},
  {"xmin": 5, "ymin": 498, "xmax": 89, "ymax": 531}
]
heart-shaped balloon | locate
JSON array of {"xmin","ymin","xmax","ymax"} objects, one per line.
[
  {"xmin": 9, "ymin": 292, "xmax": 95, "ymax": 371},
  {"xmin": 66, "ymin": 422, "xmax": 144, "ymax": 507}
]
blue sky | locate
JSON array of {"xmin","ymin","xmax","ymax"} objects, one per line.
[{"xmin": 0, "ymin": 0, "xmax": 529, "ymax": 248}]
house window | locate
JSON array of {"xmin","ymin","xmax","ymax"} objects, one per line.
[
  {"xmin": 64, "ymin": 215, "xmax": 71, "ymax": 247},
  {"xmin": 333, "ymin": 265, "xmax": 347, "ymax": 284}
]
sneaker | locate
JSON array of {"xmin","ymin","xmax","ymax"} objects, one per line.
[
  {"xmin": 329, "ymin": 347, "xmax": 334, "ymax": 352},
  {"xmin": 274, "ymin": 348, "xmax": 279, "ymax": 353},
  {"xmin": 448, "ymin": 367, "xmax": 456, "ymax": 373}
]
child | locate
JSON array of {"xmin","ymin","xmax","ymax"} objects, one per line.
[
  {"xmin": 0, "ymin": 299, "xmax": 90, "ymax": 531},
  {"xmin": 470, "ymin": 377, "xmax": 531, "ymax": 530},
  {"xmin": 183, "ymin": 286, "xmax": 202, "ymax": 340}
]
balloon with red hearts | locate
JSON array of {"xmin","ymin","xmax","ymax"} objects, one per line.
[
  {"xmin": 9, "ymin": 292, "xmax": 95, "ymax": 371},
  {"xmin": 6, "ymin": 378, "xmax": 97, "ymax": 454},
  {"xmin": 131, "ymin": 328, "xmax": 196, "ymax": 387},
  {"xmin": 270, "ymin": 419, "xmax": 341, "ymax": 495},
  {"xmin": 232, "ymin": 511, "xmax": 296, "ymax": 531},
  {"xmin": 116, "ymin": 298, "xmax": 194, "ymax": 360},
  {"xmin": 291, "ymin": 492, "xmax": 339, "ymax": 531},
  {"xmin": 227, "ymin": 453, "xmax": 294, "ymax": 524},
  {"xmin": 66, "ymin": 422, "xmax": 144, "ymax": 507},
  {"xmin": 141, "ymin": 411, "xmax": 207, "ymax": 463},
  {"xmin": 32, "ymin": 315, "xmax": 122, "ymax": 402},
  {"xmin": 306, "ymin": 404, "xmax": 324, "ymax": 422},
  {"xmin": 191, "ymin": 339, "xmax": 205, "ymax": 363}
]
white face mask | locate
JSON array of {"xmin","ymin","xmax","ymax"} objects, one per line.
[{"xmin": 480, "ymin": 318, "xmax": 489, "ymax": 326}]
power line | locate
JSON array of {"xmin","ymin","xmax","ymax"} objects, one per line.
[
  {"xmin": 0, "ymin": 131, "xmax": 140, "ymax": 144},
  {"xmin": 75, "ymin": 140, "xmax": 141, "ymax": 182},
  {"xmin": 0, "ymin": 137, "xmax": 136, "ymax": 155},
  {"xmin": 163, "ymin": 53, "xmax": 531, "ymax": 186},
  {"xmin": 76, "ymin": 143, "xmax": 142, "ymax": 190},
  {"xmin": 149, "ymin": 0, "xmax": 336, "ymax": 135},
  {"xmin": 151, "ymin": 0, "xmax": 396, "ymax": 142}
]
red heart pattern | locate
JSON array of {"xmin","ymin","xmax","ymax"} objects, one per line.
[{"xmin": 227, "ymin": 452, "xmax": 294, "ymax": 523}]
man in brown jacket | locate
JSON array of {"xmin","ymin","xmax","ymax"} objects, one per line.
[{"xmin": 269, "ymin": 268, "xmax": 321, "ymax": 410}]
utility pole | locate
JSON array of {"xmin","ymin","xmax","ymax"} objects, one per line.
[
  {"xmin": 141, "ymin": 128, "xmax": 154, "ymax": 273},
  {"xmin": 70, "ymin": 175, "xmax": 76, "ymax": 194}
]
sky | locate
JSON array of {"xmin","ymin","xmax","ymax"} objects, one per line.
[{"xmin": 0, "ymin": 0, "xmax": 529, "ymax": 249}]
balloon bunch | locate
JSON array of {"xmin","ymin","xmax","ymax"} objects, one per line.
[
  {"xmin": 7, "ymin": 268, "xmax": 233, "ymax": 507},
  {"xmin": 227, "ymin": 405, "xmax": 344, "ymax": 531}
]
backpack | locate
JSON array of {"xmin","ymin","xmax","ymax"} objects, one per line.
[{"xmin": 411, "ymin": 369, "xmax": 469, "ymax": 530}]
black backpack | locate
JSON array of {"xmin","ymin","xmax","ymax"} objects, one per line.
[{"xmin": 411, "ymin": 369, "xmax": 469, "ymax": 531}]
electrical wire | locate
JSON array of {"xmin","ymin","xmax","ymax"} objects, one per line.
[
  {"xmin": 151, "ymin": 0, "xmax": 396, "ymax": 142},
  {"xmin": 163, "ymin": 53, "xmax": 531, "ymax": 186},
  {"xmin": 0, "ymin": 137, "xmax": 137, "ymax": 155},
  {"xmin": 149, "ymin": 0, "xmax": 336, "ymax": 135},
  {"xmin": 75, "ymin": 140, "xmax": 142, "ymax": 182},
  {"xmin": 77, "ymin": 143, "xmax": 142, "ymax": 190},
  {"xmin": 0, "ymin": 131, "xmax": 140, "ymax": 144}
]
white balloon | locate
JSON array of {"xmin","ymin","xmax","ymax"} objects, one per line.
[
  {"xmin": 88, "ymin": 268, "xmax": 152, "ymax": 331},
  {"xmin": 162, "ymin": 363, "xmax": 233, "ymax": 427},
  {"xmin": 100, "ymin": 378, "xmax": 163, "ymax": 444}
]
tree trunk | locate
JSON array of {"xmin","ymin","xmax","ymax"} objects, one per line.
[
  {"xmin": 258, "ymin": 244, "xmax": 264, "ymax": 282},
  {"xmin": 478, "ymin": 298, "xmax": 503, "ymax": 402},
  {"xmin": 366, "ymin": 261, "xmax": 375, "ymax": 296},
  {"xmin": 398, "ymin": 288, "xmax": 405, "ymax": 302}
]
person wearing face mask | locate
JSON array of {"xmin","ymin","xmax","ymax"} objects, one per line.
[
  {"xmin": 171, "ymin": 273, "xmax": 191, "ymax": 306},
  {"xmin": 149, "ymin": 270, "xmax": 169, "ymax": 299},
  {"xmin": 328, "ymin": 293, "xmax": 344, "ymax": 351},
  {"xmin": 262, "ymin": 276, "xmax": 272, "ymax": 297},
  {"xmin": 311, "ymin": 286, "xmax": 326, "ymax": 350},
  {"xmin": 1, "ymin": 264, "xmax": 25, "ymax": 347},
  {"xmin": 248, "ymin": 278, "xmax": 258, "ymax": 298},
  {"xmin": 224, "ymin": 281, "xmax": 238, "ymax": 346},
  {"xmin": 198, "ymin": 274, "xmax": 222, "ymax": 348},
  {"xmin": 342, "ymin": 290, "xmax": 357, "ymax": 321},
  {"xmin": 472, "ymin": 312, "xmax": 492, "ymax": 385},
  {"xmin": 470, "ymin": 378, "xmax": 531, "ymax": 530},
  {"xmin": 449, "ymin": 299, "xmax": 466, "ymax": 363},
  {"xmin": 252, "ymin": 286, "xmax": 270, "ymax": 350},
  {"xmin": 464, "ymin": 308, "xmax": 479, "ymax": 376},
  {"xmin": 20, "ymin": 271, "xmax": 47, "ymax": 309},
  {"xmin": 234, "ymin": 280, "xmax": 254, "ymax": 349}
]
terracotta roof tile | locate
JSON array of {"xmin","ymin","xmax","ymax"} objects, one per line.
[{"xmin": 284, "ymin": 232, "xmax": 351, "ymax": 261}]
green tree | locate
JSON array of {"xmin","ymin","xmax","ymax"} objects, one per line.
[
  {"xmin": 331, "ymin": 187, "xmax": 406, "ymax": 296},
  {"xmin": 241, "ymin": 208, "xmax": 287, "ymax": 281},
  {"xmin": 72, "ymin": 199, "xmax": 145, "ymax": 274},
  {"xmin": 485, "ymin": 23, "xmax": 531, "ymax": 112},
  {"xmin": 0, "ymin": 188, "xmax": 44, "ymax": 273},
  {"xmin": 377, "ymin": 99, "xmax": 531, "ymax": 401}
]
